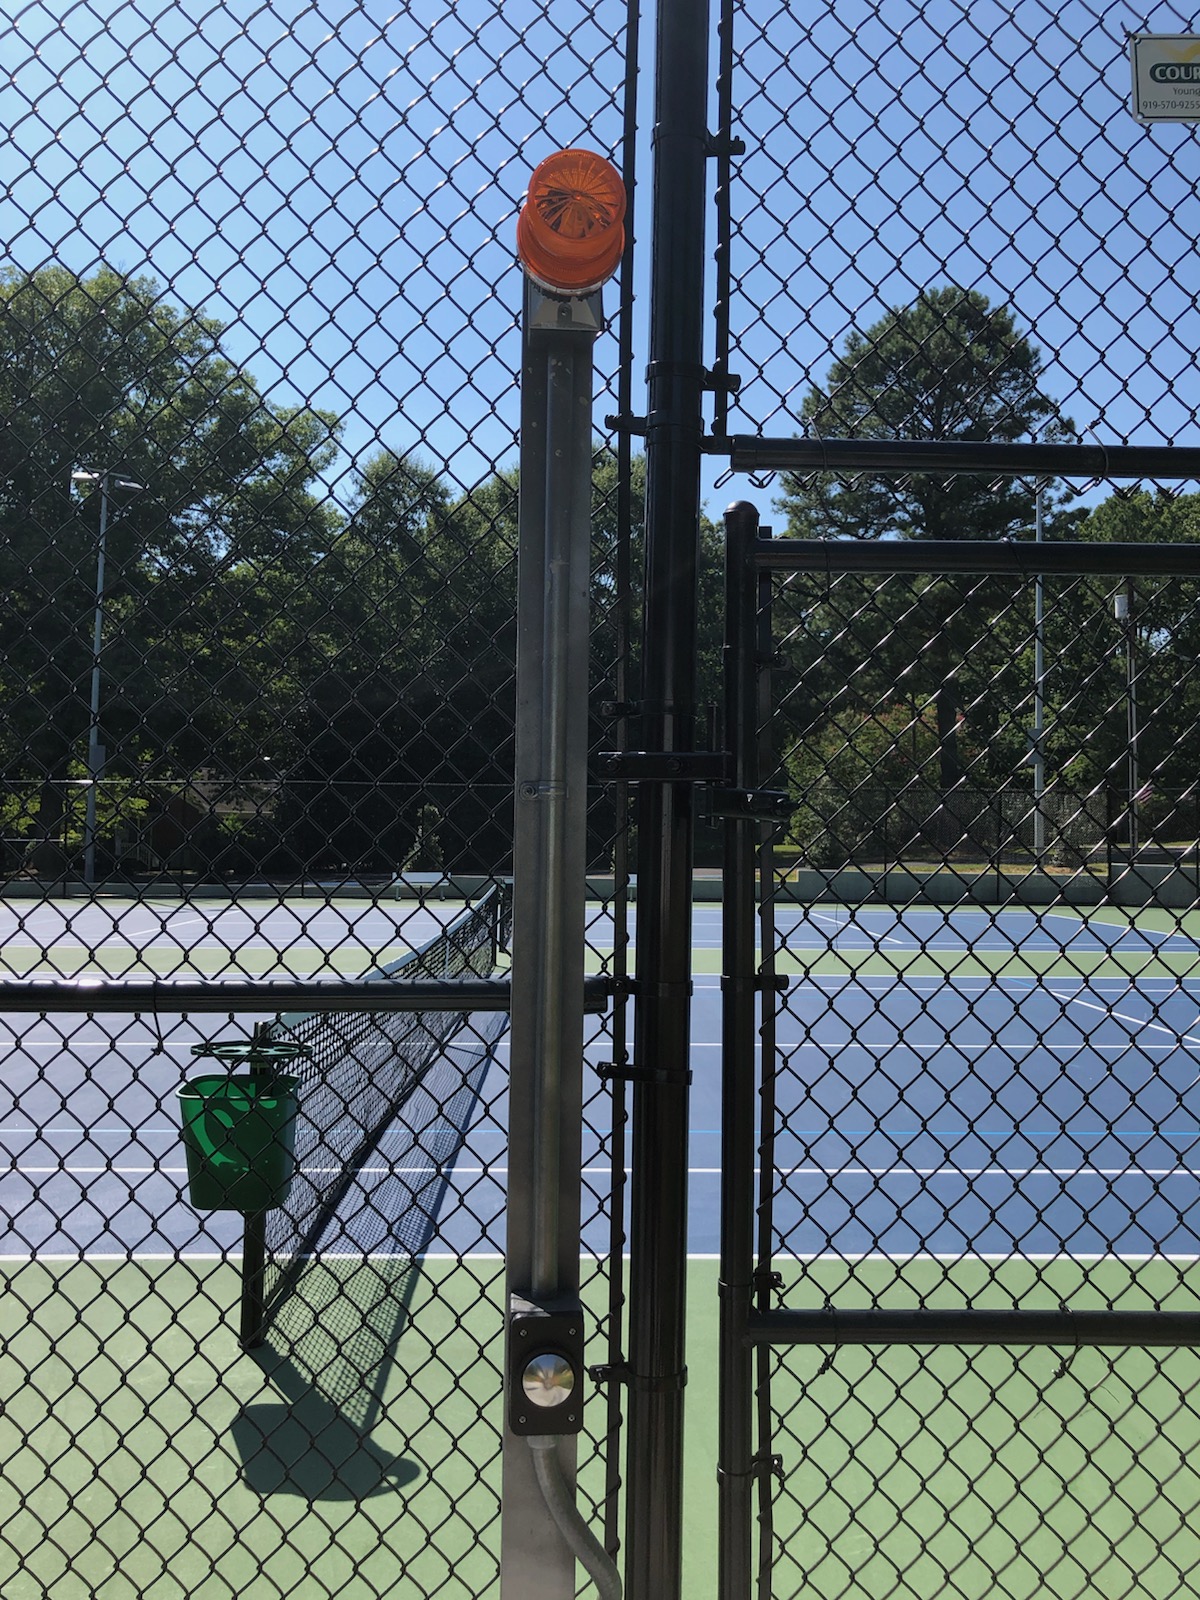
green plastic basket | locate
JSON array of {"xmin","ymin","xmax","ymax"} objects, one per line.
[{"xmin": 178, "ymin": 1071, "xmax": 299, "ymax": 1212}]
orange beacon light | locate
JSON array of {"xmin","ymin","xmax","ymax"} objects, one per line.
[{"xmin": 516, "ymin": 148, "xmax": 626, "ymax": 296}]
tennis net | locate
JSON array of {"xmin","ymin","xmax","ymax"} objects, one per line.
[{"xmin": 244, "ymin": 883, "xmax": 512, "ymax": 1343}]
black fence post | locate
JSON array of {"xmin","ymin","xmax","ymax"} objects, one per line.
[
  {"xmin": 624, "ymin": 0, "xmax": 711, "ymax": 1595},
  {"xmin": 718, "ymin": 503, "xmax": 762, "ymax": 1600}
]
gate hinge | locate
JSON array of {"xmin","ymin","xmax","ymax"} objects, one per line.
[
  {"xmin": 587, "ymin": 1361, "xmax": 688, "ymax": 1394},
  {"xmin": 754, "ymin": 1267, "xmax": 784, "ymax": 1300},
  {"xmin": 716, "ymin": 1453, "xmax": 785, "ymax": 1485},
  {"xmin": 604, "ymin": 411, "xmax": 648, "ymax": 436},
  {"xmin": 702, "ymin": 364, "xmax": 742, "ymax": 395},
  {"xmin": 705, "ymin": 131, "xmax": 748, "ymax": 158},
  {"xmin": 587, "ymin": 1360, "xmax": 628, "ymax": 1386},
  {"xmin": 596, "ymin": 751, "xmax": 730, "ymax": 783},
  {"xmin": 602, "ymin": 974, "xmax": 637, "ymax": 998}
]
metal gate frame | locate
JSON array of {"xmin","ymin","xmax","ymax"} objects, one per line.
[{"xmin": 716, "ymin": 494, "xmax": 1200, "ymax": 1600}]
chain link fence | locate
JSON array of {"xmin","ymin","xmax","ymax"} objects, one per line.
[
  {"xmin": 714, "ymin": 3, "xmax": 1200, "ymax": 1596},
  {"xmin": 9, "ymin": 0, "xmax": 1200, "ymax": 1594},
  {"xmin": 1, "ymin": 1, "xmax": 636, "ymax": 1595}
]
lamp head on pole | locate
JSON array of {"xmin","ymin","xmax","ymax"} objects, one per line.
[
  {"xmin": 70, "ymin": 469, "xmax": 144, "ymax": 492},
  {"xmin": 516, "ymin": 148, "xmax": 626, "ymax": 297}
]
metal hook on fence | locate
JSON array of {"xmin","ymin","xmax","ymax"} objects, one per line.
[{"xmin": 1050, "ymin": 1302, "xmax": 1080, "ymax": 1386}]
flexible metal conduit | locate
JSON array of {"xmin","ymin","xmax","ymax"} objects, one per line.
[{"xmin": 528, "ymin": 1438, "xmax": 622, "ymax": 1600}]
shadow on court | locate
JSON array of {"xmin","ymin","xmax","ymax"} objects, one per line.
[{"xmin": 233, "ymin": 1255, "xmax": 424, "ymax": 1502}]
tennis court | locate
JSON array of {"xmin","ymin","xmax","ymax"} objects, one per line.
[
  {"xmin": 0, "ymin": 897, "xmax": 460, "ymax": 978},
  {"xmin": 2, "ymin": 892, "xmax": 1200, "ymax": 1595},
  {"xmin": 5, "ymin": 899, "xmax": 1200, "ymax": 1260}
]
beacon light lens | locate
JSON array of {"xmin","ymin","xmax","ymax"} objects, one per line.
[{"xmin": 517, "ymin": 148, "xmax": 626, "ymax": 295}]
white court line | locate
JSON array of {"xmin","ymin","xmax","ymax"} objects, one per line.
[
  {"xmin": 793, "ymin": 909, "xmax": 911, "ymax": 948},
  {"xmin": 780, "ymin": 974, "xmax": 1200, "ymax": 988},
  {"xmin": 119, "ymin": 915, "xmax": 210, "ymax": 938},
  {"xmin": 0, "ymin": 1042, "xmax": 174, "ymax": 1053},
  {"xmin": 774, "ymin": 1040, "xmax": 1181, "ymax": 1052},
  {"xmin": 1, "ymin": 1249, "xmax": 1198, "ymax": 1264},
  {"xmin": 1067, "ymin": 994, "xmax": 1200, "ymax": 1048},
  {"xmin": 766, "ymin": 1165, "xmax": 1200, "ymax": 1179},
  {"xmin": 0, "ymin": 1126, "xmax": 180, "ymax": 1136}
]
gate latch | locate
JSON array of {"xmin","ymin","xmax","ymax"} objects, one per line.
[{"xmin": 703, "ymin": 787, "xmax": 796, "ymax": 822}]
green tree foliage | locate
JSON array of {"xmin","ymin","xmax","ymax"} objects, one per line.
[
  {"xmin": 778, "ymin": 285, "xmax": 1074, "ymax": 542},
  {"xmin": 787, "ymin": 701, "xmax": 958, "ymax": 867},
  {"xmin": 0, "ymin": 265, "xmax": 341, "ymax": 792},
  {"xmin": 269, "ymin": 450, "xmax": 518, "ymax": 872},
  {"xmin": 1066, "ymin": 490, "xmax": 1200, "ymax": 812},
  {"xmin": 775, "ymin": 287, "xmax": 1078, "ymax": 813},
  {"xmin": 269, "ymin": 444, "xmax": 663, "ymax": 874},
  {"xmin": 0, "ymin": 263, "xmax": 697, "ymax": 878}
]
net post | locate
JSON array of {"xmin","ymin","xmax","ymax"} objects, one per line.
[{"xmin": 239, "ymin": 1208, "xmax": 267, "ymax": 1349}]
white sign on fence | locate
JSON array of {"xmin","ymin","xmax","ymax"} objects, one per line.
[{"xmin": 1130, "ymin": 34, "xmax": 1200, "ymax": 122}]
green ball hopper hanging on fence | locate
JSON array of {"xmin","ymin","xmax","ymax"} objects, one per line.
[{"xmin": 178, "ymin": 1033, "xmax": 310, "ymax": 1213}]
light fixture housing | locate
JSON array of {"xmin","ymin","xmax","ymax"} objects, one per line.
[{"xmin": 516, "ymin": 148, "xmax": 626, "ymax": 296}]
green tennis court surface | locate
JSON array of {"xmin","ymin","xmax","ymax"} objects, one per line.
[
  {"xmin": 0, "ymin": 898, "xmax": 475, "ymax": 980},
  {"xmin": 2, "ymin": 1257, "xmax": 1198, "ymax": 1599}
]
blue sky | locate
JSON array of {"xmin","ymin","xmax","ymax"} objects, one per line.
[
  {"xmin": 4, "ymin": 0, "xmax": 638, "ymax": 502},
  {"xmin": 5, "ymin": 0, "xmax": 1200, "ymax": 519},
  {"xmin": 723, "ymin": 0, "xmax": 1200, "ymax": 506}
]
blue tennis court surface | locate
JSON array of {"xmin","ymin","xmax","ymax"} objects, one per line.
[
  {"xmin": 591, "ymin": 903, "xmax": 1200, "ymax": 957},
  {"xmin": 0, "ymin": 898, "xmax": 456, "ymax": 975},
  {"xmin": 2, "ymin": 902, "xmax": 1199, "ymax": 1268},
  {"xmin": 775, "ymin": 906, "xmax": 1200, "ymax": 954}
]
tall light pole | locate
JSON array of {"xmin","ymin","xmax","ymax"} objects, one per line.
[
  {"xmin": 70, "ymin": 468, "xmax": 143, "ymax": 886},
  {"xmin": 1115, "ymin": 582, "xmax": 1139, "ymax": 855},
  {"xmin": 1032, "ymin": 477, "xmax": 1047, "ymax": 858}
]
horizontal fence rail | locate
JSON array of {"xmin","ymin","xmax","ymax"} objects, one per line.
[
  {"xmin": 0, "ymin": 976, "xmax": 611, "ymax": 1014},
  {"xmin": 750, "ymin": 538, "xmax": 1200, "ymax": 576},
  {"xmin": 746, "ymin": 1308, "xmax": 1200, "ymax": 1348},
  {"xmin": 720, "ymin": 437, "xmax": 1200, "ymax": 479}
]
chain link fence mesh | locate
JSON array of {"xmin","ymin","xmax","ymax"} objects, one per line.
[
  {"xmin": 741, "ymin": 553, "xmax": 1200, "ymax": 1600},
  {"xmin": 10, "ymin": 0, "xmax": 1200, "ymax": 1592},
  {"xmin": 1, "ymin": 1, "xmax": 636, "ymax": 1594},
  {"xmin": 717, "ymin": 2, "xmax": 1200, "ymax": 1594}
]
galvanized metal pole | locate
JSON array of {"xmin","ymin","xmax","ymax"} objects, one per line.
[
  {"xmin": 1120, "ymin": 581, "xmax": 1140, "ymax": 855},
  {"xmin": 83, "ymin": 473, "xmax": 110, "ymax": 889},
  {"xmin": 625, "ymin": 0, "xmax": 710, "ymax": 1594},
  {"xmin": 501, "ymin": 281, "xmax": 602, "ymax": 1600},
  {"xmin": 1033, "ymin": 479, "xmax": 1046, "ymax": 858}
]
